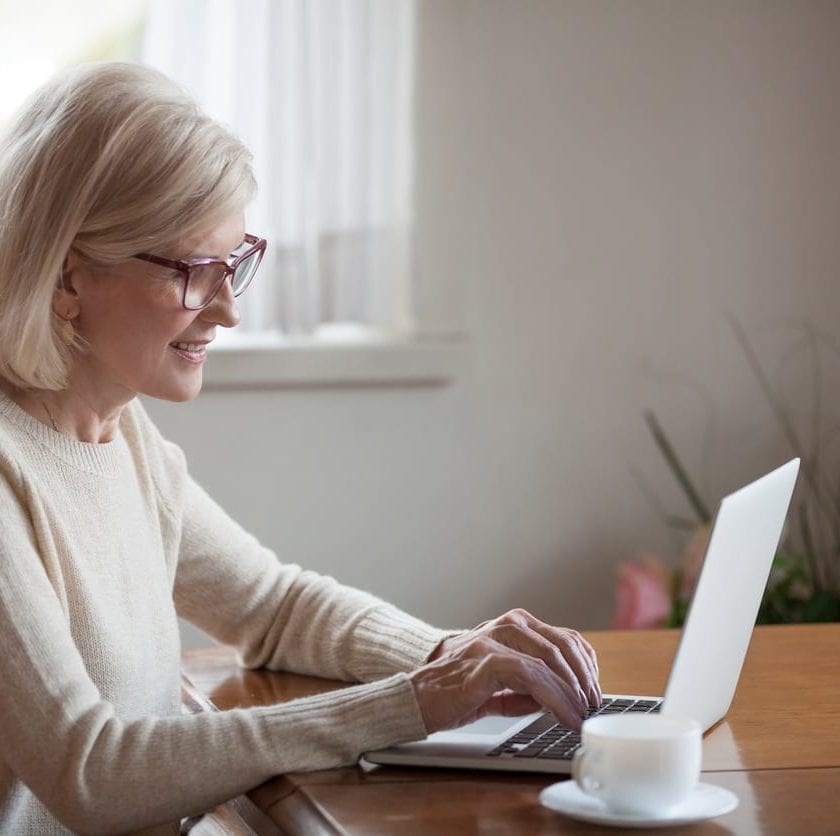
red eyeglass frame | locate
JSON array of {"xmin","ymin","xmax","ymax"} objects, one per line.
[{"xmin": 132, "ymin": 233, "xmax": 267, "ymax": 310}]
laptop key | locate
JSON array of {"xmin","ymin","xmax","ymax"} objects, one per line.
[
  {"xmin": 539, "ymin": 744, "xmax": 579, "ymax": 759},
  {"xmin": 493, "ymin": 701, "xmax": 663, "ymax": 762}
]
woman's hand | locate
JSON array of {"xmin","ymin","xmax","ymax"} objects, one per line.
[{"xmin": 408, "ymin": 608, "xmax": 601, "ymax": 734}]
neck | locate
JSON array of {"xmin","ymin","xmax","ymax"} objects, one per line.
[{"xmin": 0, "ymin": 379, "xmax": 128, "ymax": 444}]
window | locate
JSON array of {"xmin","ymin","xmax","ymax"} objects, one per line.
[
  {"xmin": 1, "ymin": 0, "xmax": 464, "ymax": 385},
  {"xmin": 143, "ymin": 0, "xmax": 417, "ymax": 343},
  {"xmin": 0, "ymin": 1, "xmax": 145, "ymax": 128}
]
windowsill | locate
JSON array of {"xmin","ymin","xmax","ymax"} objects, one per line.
[{"xmin": 202, "ymin": 331, "xmax": 468, "ymax": 388}]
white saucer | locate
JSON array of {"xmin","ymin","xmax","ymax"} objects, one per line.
[{"xmin": 539, "ymin": 781, "xmax": 739, "ymax": 829}]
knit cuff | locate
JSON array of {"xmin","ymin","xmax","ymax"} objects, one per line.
[
  {"xmin": 255, "ymin": 673, "xmax": 428, "ymax": 772},
  {"xmin": 349, "ymin": 604, "xmax": 464, "ymax": 681}
]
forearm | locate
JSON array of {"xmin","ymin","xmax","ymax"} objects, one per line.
[
  {"xmin": 4, "ymin": 673, "xmax": 424, "ymax": 834},
  {"xmin": 175, "ymin": 477, "xmax": 458, "ymax": 681},
  {"xmin": 182, "ymin": 557, "xmax": 457, "ymax": 680}
]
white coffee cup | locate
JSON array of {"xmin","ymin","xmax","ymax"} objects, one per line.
[{"xmin": 571, "ymin": 714, "xmax": 702, "ymax": 817}]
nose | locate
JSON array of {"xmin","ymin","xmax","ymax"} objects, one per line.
[{"xmin": 199, "ymin": 276, "xmax": 240, "ymax": 328}]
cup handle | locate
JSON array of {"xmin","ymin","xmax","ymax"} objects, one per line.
[{"xmin": 572, "ymin": 746, "xmax": 603, "ymax": 797}]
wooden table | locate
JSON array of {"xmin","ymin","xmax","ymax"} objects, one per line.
[{"xmin": 181, "ymin": 623, "xmax": 840, "ymax": 835}]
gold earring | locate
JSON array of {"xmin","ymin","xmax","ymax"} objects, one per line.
[{"xmin": 61, "ymin": 319, "xmax": 75, "ymax": 346}]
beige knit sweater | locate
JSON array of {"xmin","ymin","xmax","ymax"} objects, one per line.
[{"xmin": 0, "ymin": 392, "xmax": 451, "ymax": 835}]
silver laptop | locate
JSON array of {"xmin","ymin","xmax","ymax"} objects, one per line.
[{"xmin": 365, "ymin": 458, "xmax": 800, "ymax": 774}]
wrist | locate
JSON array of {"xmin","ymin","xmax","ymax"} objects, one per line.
[
  {"xmin": 424, "ymin": 630, "xmax": 466, "ymax": 664},
  {"xmin": 426, "ymin": 637, "xmax": 448, "ymax": 663}
]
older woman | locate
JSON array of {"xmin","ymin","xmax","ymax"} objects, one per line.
[{"xmin": 0, "ymin": 62, "xmax": 600, "ymax": 835}]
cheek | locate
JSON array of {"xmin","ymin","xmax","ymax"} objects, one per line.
[
  {"xmin": 84, "ymin": 294, "xmax": 192, "ymax": 354},
  {"xmin": 75, "ymin": 271, "xmax": 195, "ymax": 362},
  {"xmin": 145, "ymin": 275, "xmax": 183, "ymax": 309}
]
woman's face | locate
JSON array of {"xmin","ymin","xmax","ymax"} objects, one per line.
[{"xmin": 69, "ymin": 210, "xmax": 245, "ymax": 405}]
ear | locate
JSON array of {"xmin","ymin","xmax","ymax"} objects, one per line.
[{"xmin": 52, "ymin": 250, "xmax": 82, "ymax": 321}]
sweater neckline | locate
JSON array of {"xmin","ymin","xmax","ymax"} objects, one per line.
[{"xmin": 0, "ymin": 390, "xmax": 125, "ymax": 476}]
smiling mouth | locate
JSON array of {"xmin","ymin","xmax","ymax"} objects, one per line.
[
  {"xmin": 169, "ymin": 341, "xmax": 211, "ymax": 363},
  {"xmin": 170, "ymin": 341, "xmax": 208, "ymax": 352}
]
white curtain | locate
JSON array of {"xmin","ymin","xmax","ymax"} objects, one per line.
[{"xmin": 143, "ymin": 0, "xmax": 416, "ymax": 339}]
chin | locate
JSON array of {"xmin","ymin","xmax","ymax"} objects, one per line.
[
  {"xmin": 147, "ymin": 374, "xmax": 204, "ymax": 403},
  {"xmin": 169, "ymin": 389, "xmax": 202, "ymax": 403}
]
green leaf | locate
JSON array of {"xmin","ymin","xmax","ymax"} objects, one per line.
[
  {"xmin": 668, "ymin": 598, "xmax": 690, "ymax": 628},
  {"xmin": 800, "ymin": 593, "xmax": 840, "ymax": 623},
  {"xmin": 643, "ymin": 411, "xmax": 711, "ymax": 524}
]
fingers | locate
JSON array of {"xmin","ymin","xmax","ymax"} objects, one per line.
[
  {"xmin": 484, "ymin": 610, "xmax": 602, "ymax": 706},
  {"xmin": 494, "ymin": 625, "xmax": 588, "ymax": 706},
  {"xmin": 482, "ymin": 690, "xmax": 542, "ymax": 717},
  {"xmin": 411, "ymin": 609, "xmax": 603, "ymax": 734},
  {"xmin": 452, "ymin": 691, "xmax": 542, "ymax": 728},
  {"xmin": 473, "ymin": 650, "xmax": 588, "ymax": 730},
  {"xmin": 409, "ymin": 639, "xmax": 590, "ymax": 733},
  {"xmin": 545, "ymin": 626, "xmax": 601, "ymax": 705}
]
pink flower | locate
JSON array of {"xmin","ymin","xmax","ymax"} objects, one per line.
[{"xmin": 611, "ymin": 555, "xmax": 673, "ymax": 629}]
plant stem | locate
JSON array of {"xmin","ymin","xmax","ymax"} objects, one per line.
[
  {"xmin": 729, "ymin": 317, "xmax": 840, "ymax": 553},
  {"xmin": 644, "ymin": 410, "xmax": 711, "ymax": 524}
]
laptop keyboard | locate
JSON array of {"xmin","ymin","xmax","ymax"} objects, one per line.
[{"xmin": 486, "ymin": 697, "xmax": 662, "ymax": 761}]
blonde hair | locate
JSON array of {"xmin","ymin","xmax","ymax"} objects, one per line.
[{"xmin": 0, "ymin": 62, "xmax": 256, "ymax": 390}]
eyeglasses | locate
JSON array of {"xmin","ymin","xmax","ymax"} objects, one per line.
[{"xmin": 132, "ymin": 233, "xmax": 267, "ymax": 310}]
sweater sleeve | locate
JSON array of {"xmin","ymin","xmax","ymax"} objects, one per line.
[
  {"xmin": 0, "ymin": 473, "xmax": 430, "ymax": 835},
  {"xmin": 172, "ymin": 469, "xmax": 458, "ymax": 681}
]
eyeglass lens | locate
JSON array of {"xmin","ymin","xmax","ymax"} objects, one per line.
[
  {"xmin": 232, "ymin": 250, "xmax": 261, "ymax": 295},
  {"xmin": 185, "ymin": 264, "xmax": 228, "ymax": 309},
  {"xmin": 184, "ymin": 249, "xmax": 262, "ymax": 309}
]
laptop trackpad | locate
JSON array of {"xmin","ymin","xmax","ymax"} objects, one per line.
[
  {"xmin": 446, "ymin": 714, "xmax": 533, "ymax": 736},
  {"xmin": 386, "ymin": 712, "xmax": 542, "ymax": 756}
]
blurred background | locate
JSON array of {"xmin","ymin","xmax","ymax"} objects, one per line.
[{"xmin": 3, "ymin": 0, "xmax": 839, "ymax": 644}]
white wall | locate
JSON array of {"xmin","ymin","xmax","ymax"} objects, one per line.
[{"xmin": 148, "ymin": 0, "xmax": 840, "ymax": 644}]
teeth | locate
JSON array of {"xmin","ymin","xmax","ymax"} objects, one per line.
[{"xmin": 173, "ymin": 342, "xmax": 203, "ymax": 352}]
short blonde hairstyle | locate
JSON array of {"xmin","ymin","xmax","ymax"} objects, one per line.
[{"xmin": 0, "ymin": 62, "xmax": 256, "ymax": 390}]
